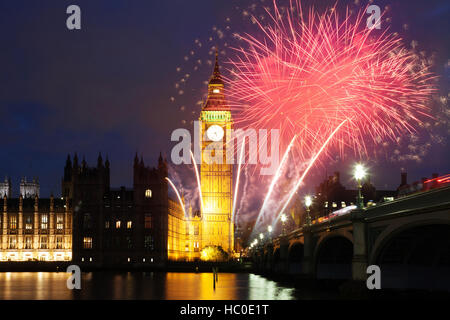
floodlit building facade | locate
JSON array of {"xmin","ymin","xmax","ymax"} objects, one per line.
[
  {"xmin": 0, "ymin": 54, "xmax": 236, "ymax": 265},
  {"xmin": 0, "ymin": 194, "xmax": 72, "ymax": 261}
]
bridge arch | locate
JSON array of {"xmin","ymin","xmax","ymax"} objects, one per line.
[
  {"xmin": 370, "ymin": 218, "xmax": 450, "ymax": 264},
  {"xmin": 314, "ymin": 232, "xmax": 353, "ymax": 279},
  {"xmin": 370, "ymin": 220, "xmax": 450, "ymax": 290},
  {"xmin": 287, "ymin": 241, "xmax": 304, "ymax": 274},
  {"xmin": 272, "ymin": 247, "xmax": 283, "ymax": 272}
]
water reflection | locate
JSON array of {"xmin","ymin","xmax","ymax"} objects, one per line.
[
  {"xmin": 0, "ymin": 272, "xmax": 73, "ymax": 300},
  {"xmin": 0, "ymin": 272, "xmax": 298, "ymax": 300}
]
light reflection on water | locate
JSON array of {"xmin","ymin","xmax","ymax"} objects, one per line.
[{"xmin": 0, "ymin": 272, "xmax": 298, "ymax": 300}]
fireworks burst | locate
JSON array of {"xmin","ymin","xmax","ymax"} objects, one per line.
[
  {"xmin": 167, "ymin": 0, "xmax": 440, "ymax": 237},
  {"xmin": 224, "ymin": 0, "xmax": 436, "ymax": 231},
  {"xmin": 226, "ymin": 0, "xmax": 436, "ymax": 160}
]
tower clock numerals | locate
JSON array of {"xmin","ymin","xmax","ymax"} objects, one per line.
[{"xmin": 206, "ymin": 125, "xmax": 224, "ymax": 142}]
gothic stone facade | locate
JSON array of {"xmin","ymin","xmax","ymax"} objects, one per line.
[
  {"xmin": 64, "ymin": 153, "xmax": 173, "ymax": 266},
  {"xmin": 0, "ymin": 195, "xmax": 72, "ymax": 261}
]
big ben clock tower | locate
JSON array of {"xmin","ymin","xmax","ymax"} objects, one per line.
[{"xmin": 199, "ymin": 50, "xmax": 234, "ymax": 254}]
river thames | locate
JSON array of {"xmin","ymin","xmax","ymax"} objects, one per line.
[{"xmin": 0, "ymin": 272, "xmax": 336, "ymax": 300}]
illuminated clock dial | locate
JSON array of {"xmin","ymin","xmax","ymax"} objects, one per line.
[{"xmin": 206, "ymin": 125, "xmax": 224, "ymax": 141}]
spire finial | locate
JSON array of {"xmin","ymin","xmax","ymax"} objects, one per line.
[
  {"xmin": 208, "ymin": 46, "xmax": 223, "ymax": 86},
  {"xmin": 73, "ymin": 153, "xmax": 79, "ymax": 168},
  {"xmin": 98, "ymin": 152, "xmax": 103, "ymax": 167}
]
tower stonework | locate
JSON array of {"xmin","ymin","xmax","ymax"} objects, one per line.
[
  {"xmin": 20, "ymin": 177, "xmax": 39, "ymax": 198},
  {"xmin": 0, "ymin": 178, "xmax": 11, "ymax": 198},
  {"xmin": 199, "ymin": 51, "xmax": 234, "ymax": 254}
]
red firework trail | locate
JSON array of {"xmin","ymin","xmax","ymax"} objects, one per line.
[
  {"xmin": 254, "ymin": 134, "xmax": 297, "ymax": 227},
  {"xmin": 273, "ymin": 119, "xmax": 348, "ymax": 227},
  {"xmin": 225, "ymin": 0, "xmax": 436, "ymax": 163}
]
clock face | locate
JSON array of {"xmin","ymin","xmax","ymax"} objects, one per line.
[{"xmin": 206, "ymin": 125, "xmax": 224, "ymax": 141}]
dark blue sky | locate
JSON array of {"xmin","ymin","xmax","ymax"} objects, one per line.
[{"xmin": 0, "ymin": 0, "xmax": 448, "ymax": 197}]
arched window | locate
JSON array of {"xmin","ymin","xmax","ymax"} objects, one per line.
[
  {"xmin": 145, "ymin": 189, "xmax": 152, "ymax": 198},
  {"xmin": 9, "ymin": 215, "xmax": 17, "ymax": 230},
  {"xmin": 40, "ymin": 214, "xmax": 48, "ymax": 230},
  {"xmin": 56, "ymin": 214, "xmax": 64, "ymax": 230},
  {"xmin": 83, "ymin": 237, "xmax": 92, "ymax": 249}
]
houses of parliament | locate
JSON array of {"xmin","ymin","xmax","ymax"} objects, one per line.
[{"xmin": 0, "ymin": 54, "xmax": 235, "ymax": 264}]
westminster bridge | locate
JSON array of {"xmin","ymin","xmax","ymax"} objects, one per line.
[{"xmin": 251, "ymin": 185, "xmax": 450, "ymax": 290}]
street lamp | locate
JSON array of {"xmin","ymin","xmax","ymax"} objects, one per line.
[
  {"xmin": 280, "ymin": 213, "xmax": 287, "ymax": 235},
  {"xmin": 353, "ymin": 163, "xmax": 367, "ymax": 208},
  {"xmin": 267, "ymin": 225, "xmax": 273, "ymax": 242},
  {"xmin": 259, "ymin": 233, "xmax": 264, "ymax": 241},
  {"xmin": 304, "ymin": 195, "xmax": 312, "ymax": 225}
]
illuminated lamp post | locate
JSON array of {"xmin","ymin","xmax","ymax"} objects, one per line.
[
  {"xmin": 280, "ymin": 213, "xmax": 287, "ymax": 236},
  {"xmin": 304, "ymin": 195, "xmax": 312, "ymax": 226},
  {"xmin": 267, "ymin": 225, "xmax": 273, "ymax": 241},
  {"xmin": 353, "ymin": 164, "xmax": 367, "ymax": 209}
]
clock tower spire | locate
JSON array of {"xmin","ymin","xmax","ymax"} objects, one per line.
[
  {"xmin": 199, "ymin": 49, "xmax": 234, "ymax": 256},
  {"xmin": 203, "ymin": 48, "xmax": 228, "ymax": 111}
]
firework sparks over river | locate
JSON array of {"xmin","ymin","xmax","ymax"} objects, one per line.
[
  {"xmin": 225, "ymin": 0, "xmax": 436, "ymax": 232},
  {"xmin": 169, "ymin": 0, "xmax": 440, "ymax": 235}
]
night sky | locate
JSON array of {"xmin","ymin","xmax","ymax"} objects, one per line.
[{"xmin": 0, "ymin": 0, "xmax": 448, "ymax": 198}]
